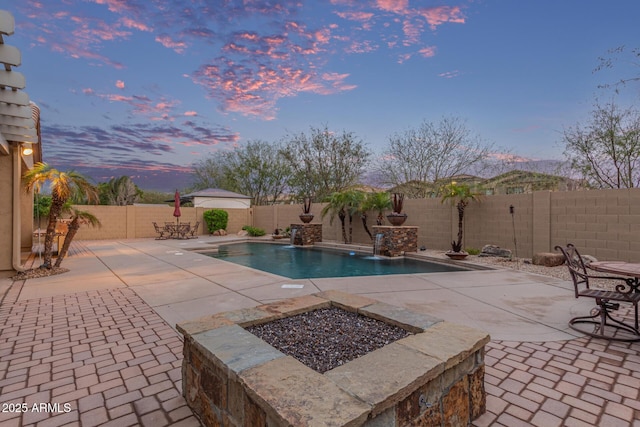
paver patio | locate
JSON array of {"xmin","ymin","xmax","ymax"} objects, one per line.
[{"xmin": 1, "ymin": 237, "xmax": 639, "ymax": 426}]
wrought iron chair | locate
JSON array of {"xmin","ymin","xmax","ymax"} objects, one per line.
[
  {"xmin": 152, "ymin": 222, "xmax": 167, "ymax": 240},
  {"xmin": 555, "ymin": 243, "xmax": 640, "ymax": 341},
  {"xmin": 188, "ymin": 221, "xmax": 200, "ymax": 239}
]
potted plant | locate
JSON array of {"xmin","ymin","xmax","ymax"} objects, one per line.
[
  {"xmin": 440, "ymin": 182, "xmax": 481, "ymax": 260},
  {"xmin": 386, "ymin": 193, "xmax": 407, "ymax": 226},
  {"xmin": 272, "ymin": 226, "xmax": 286, "ymax": 239},
  {"xmin": 299, "ymin": 196, "xmax": 314, "ymax": 223}
]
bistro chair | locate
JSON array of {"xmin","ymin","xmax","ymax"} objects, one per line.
[
  {"xmin": 152, "ymin": 222, "xmax": 167, "ymax": 240},
  {"xmin": 188, "ymin": 221, "xmax": 200, "ymax": 239},
  {"xmin": 555, "ymin": 243, "xmax": 640, "ymax": 341}
]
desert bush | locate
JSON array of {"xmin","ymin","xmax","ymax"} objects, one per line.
[{"xmin": 204, "ymin": 209, "xmax": 228, "ymax": 233}]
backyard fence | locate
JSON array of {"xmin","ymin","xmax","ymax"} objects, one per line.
[{"xmin": 65, "ymin": 188, "xmax": 640, "ymax": 262}]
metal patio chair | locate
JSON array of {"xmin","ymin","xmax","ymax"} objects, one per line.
[
  {"xmin": 188, "ymin": 221, "xmax": 200, "ymax": 239},
  {"xmin": 555, "ymin": 243, "xmax": 640, "ymax": 341},
  {"xmin": 152, "ymin": 222, "xmax": 167, "ymax": 240}
]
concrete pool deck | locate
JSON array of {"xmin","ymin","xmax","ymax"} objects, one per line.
[{"xmin": 2, "ymin": 236, "xmax": 640, "ymax": 426}]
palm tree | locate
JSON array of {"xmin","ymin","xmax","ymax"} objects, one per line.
[
  {"xmin": 440, "ymin": 182, "xmax": 481, "ymax": 253},
  {"xmin": 321, "ymin": 192, "xmax": 348, "ymax": 243},
  {"xmin": 364, "ymin": 192, "xmax": 392, "ymax": 226},
  {"xmin": 343, "ymin": 190, "xmax": 365, "ymax": 244},
  {"xmin": 54, "ymin": 208, "xmax": 101, "ymax": 268},
  {"xmin": 23, "ymin": 163, "xmax": 98, "ymax": 269}
]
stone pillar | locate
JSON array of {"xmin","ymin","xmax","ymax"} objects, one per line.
[
  {"xmin": 290, "ymin": 223, "xmax": 322, "ymax": 246},
  {"xmin": 372, "ymin": 226, "xmax": 418, "ymax": 257}
]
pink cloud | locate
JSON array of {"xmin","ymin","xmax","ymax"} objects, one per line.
[
  {"xmin": 419, "ymin": 6, "xmax": 465, "ymax": 30},
  {"xmin": 335, "ymin": 11, "xmax": 374, "ymax": 22},
  {"xmin": 18, "ymin": 0, "xmax": 471, "ymax": 121},
  {"xmin": 397, "ymin": 53, "xmax": 412, "ymax": 64},
  {"xmin": 115, "ymin": 80, "xmax": 125, "ymax": 89},
  {"xmin": 192, "ymin": 59, "xmax": 356, "ymax": 119},
  {"xmin": 184, "ymin": 111, "xmax": 198, "ymax": 116},
  {"xmin": 376, "ymin": 0, "xmax": 409, "ymax": 14},
  {"xmin": 120, "ymin": 16, "xmax": 152, "ymax": 32},
  {"xmin": 419, "ymin": 46, "xmax": 436, "ymax": 58},
  {"xmin": 155, "ymin": 34, "xmax": 187, "ymax": 53}
]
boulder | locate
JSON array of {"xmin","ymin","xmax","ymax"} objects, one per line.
[
  {"xmin": 478, "ymin": 245, "xmax": 512, "ymax": 258},
  {"xmin": 532, "ymin": 252, "xmax": 565, "ymax": 267},
  {"xmin": 237, "ymin": 230, "xmax": 248, "ymax": 237},
  {"xmin": 213, "ymin": 229, "xmax": 228, "ymax": 236}
]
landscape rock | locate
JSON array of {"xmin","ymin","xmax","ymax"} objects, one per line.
[
  {"xmin": 237, "ymin": 230, "xmax": 248, "ymax": 236},
  {"xmin": 213, "ymin": 229, "xmax": 227, "ymax": 236},
  {"xmin": 478, "ymin": 245, "xmax": 512, "ymax": 259},
  {"xmin": 532, "ymin": 252, "xmax": 565, "ymax": 267}
]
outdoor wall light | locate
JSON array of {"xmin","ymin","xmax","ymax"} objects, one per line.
[{"xmin": 22, "ymin": 147, "xmax": 33, "ymax": 156}]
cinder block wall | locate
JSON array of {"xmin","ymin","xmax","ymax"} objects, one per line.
[
  {"xmin": 550, "ymin": 188, "xmax": 640, "ymax": 262},
  {"xmin": 73, "ymin": 206, "xmax": 251, "ymax": 240},
  {"xmin": 55, "ymin": 189, "xmax": 640, "ymax": 262}
]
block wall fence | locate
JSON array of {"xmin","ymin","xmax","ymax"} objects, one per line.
[{"xmin": 67, "ymin": 188, "xmax": 640, "ymax": 262}]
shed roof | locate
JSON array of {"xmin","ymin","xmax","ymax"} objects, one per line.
[{"xmin": 182, "ymin": 188, "xmax": 251, "ymax": 199}]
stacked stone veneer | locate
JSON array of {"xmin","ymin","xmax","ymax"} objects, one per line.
[
  {"xmin": 290, "ymin": 223, "xmax": 322, "ymax": 246},
  {"xmin": 372, "ymin": 225, "xmax": 418, "ymax": 257},
  {"xmin": 178, "ymin": 290, "xmax": 489, "ymax": 427}
]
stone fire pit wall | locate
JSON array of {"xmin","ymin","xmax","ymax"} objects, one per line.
[
  {"xmin": 290, "ymin": 223, "xmax": 322, "ymax": 246},
  {"xmin": 177, "ymin": 291, "xmax": 489, "ymax": 427},
  {"xmin": 372, "ymin": 225, "xmax": 418, "ymax": 257}
]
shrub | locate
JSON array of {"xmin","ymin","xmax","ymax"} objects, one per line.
[
  {"xmin": 242, "ymin": 225, "xmax": 266, "ymax": 237},
  {"xmin": 465, "ymin": 247, "xmax": 481, "ymax": 255},
  {"xmin": 203, "ymin": 209, "xmax": 228, "ymax": 233}
]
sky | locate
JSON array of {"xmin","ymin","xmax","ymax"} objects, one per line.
[{"xmin": 4, "ymin": 0, "xmax": 640, "ymax": 191}]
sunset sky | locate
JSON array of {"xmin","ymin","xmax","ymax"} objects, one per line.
[{"xmin": 5, "ymin": 1, "xmax": 640, "ymax": 191}]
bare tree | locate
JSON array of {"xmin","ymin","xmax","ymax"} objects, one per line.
[
  {"xmin": 192, "ymin": 140, "xmax": 291, "ymax": 205},
  {"xmin": 281, "ymin": 125, "xmax": 370, "ymax": 201},
  {"xmin": 594, "ymin": 45, "xmax": 640, "ymax": 93},
  {"xmin": 375, "ymin": 116, "xmax": 493, "ymax": 196},
  {"xmin": 563, "ymin": 102, "xmax": 640, "ymax": 189}
]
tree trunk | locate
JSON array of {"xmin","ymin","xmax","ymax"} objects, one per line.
[
  {"xmin": 361, "ymin": 213, "xmax": 372, "ymax": 240},
  {"xmin": 339, "ymin": 210, "xmax": 347, "ymax": 243},
  {"xmin": 42, "ymin": 196, "xmax": 64, "ymax": 269},
  {"xmin": 54, "ymin": 217, "xmax": 80, "ymax": 268},
  {"xmin": 455, "ymin": 201, "xmax": 466, "ymax": 252},
  {"xmin": 348, "ymin": 214, "xmax": 353, "ymax": 244}
]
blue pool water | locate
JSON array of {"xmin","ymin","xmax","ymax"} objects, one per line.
[{"xmin": 207, "ymin": 242, "xmax": 468, "ymax": 279}]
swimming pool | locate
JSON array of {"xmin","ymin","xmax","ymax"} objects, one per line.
[{"xmin": 207, "ymin": 242, "xmax": 469, "ymax": 279}]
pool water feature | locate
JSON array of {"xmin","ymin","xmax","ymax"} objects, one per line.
[{"xmin": 206, "ymin": 242, "xmax": 469, "ymax": 279}]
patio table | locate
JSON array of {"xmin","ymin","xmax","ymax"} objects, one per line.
[
  {"xmin": 164, "ymin": 223, "xmax": 191, "ymax": 239},
  {"xmin": 589, "ymin": 261, "xmax": 640, "ymax": 293}
]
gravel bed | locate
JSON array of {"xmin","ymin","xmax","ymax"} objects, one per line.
[
  {"xmin": 12, "ymin": 266, "xmax": 69, "ymax": 280},
  {"xmin": 245, "ymin": 307, "xmax": 410, "ymax": 374}
]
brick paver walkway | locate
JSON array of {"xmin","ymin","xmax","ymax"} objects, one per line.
[
  {"xmin": 475, "ymin": 308, "xmax": 640, "ymax": 427},
  {"xmin": 2, "ymin": 254, "xmax": 640, "ymax": 425},
  {"xmin": 0, "ymin": 282, "xmax": 202, "ymax": 427}
]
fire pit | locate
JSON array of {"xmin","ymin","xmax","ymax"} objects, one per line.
[{"xmin": 178, "ymin": 290, "xmax": 489, "ymax": 426}]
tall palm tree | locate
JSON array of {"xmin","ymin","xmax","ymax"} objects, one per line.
[
  {"xmin": 343, "ymin": 190, "xmax": 365, "ymax": 244},
  {"xmin": 440, "ymin": 182, "xmax": 481, "ymax": 253},
  {"xmin": 54, "ymin": 208, "xmax": 101, "ymax": 268},
  {"xmin": 23, "ymin": 163, "xmax": 98, "ymax": 269}
]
